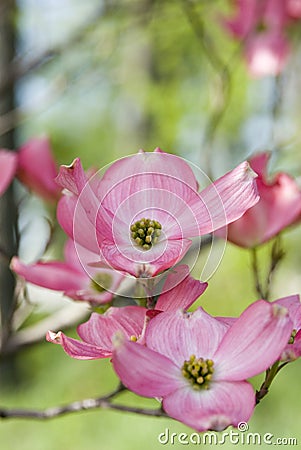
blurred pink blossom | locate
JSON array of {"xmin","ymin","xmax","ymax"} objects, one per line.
[
  {"xmin": 17, "ymin": 137, "xmax": 60, "ymax": 202},
  {"xmin": 221, "ymin": 152, "xmax": 301, "ymax": 248},
  {"xmin": 0, "ymin": 149, "xmax": 18, "ymax": 196},
  {"xmin": 223, "ymin": 0, "xmax": 301, "ymax": 77}
]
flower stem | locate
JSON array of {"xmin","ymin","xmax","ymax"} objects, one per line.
[
  {"xmin": 251, "ymin": 237, "xmax": 285, "ymax": 301},
  {"xmin": 255, "ymin": 360, "xmax": 280, "ymax": 404},
  {"xmin": 251, "ymin": 247, "xmax": 266, "ymax": 299}
]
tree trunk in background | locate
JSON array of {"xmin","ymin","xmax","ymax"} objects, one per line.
[{"xmin": 0, "ymin": 0, "xmax": 18, "ymax": 384}]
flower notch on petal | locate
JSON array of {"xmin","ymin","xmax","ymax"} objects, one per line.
[
  {"xmin": 182, "ymin": 355, "xmax": 214, "ymax": 390},
  {"xmin": 130, "ymin": 218, "xmax": 162, "ymax": 250}
]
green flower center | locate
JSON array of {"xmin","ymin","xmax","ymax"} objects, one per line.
[
  {"xmin": 182, "ymin": 355, "xmax": 214, "ymax": 390},
  {"xmin": 288, "ymin": 329, "xmax": 297, "ymax": 345},
  {"xmin": 130, "ymin": 218, "xmax": 162, "ymax": 251},
  {"xmin": 91, "ymin": 273, "xmax": 113, "ymax": 293}
]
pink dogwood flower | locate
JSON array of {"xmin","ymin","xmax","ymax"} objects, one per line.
[
  {"xmin": 46, "ymin": 264, "xmax": 208, "ymax": 359},
  {"xmin": 221, "ymin": 152, "xmax": 301, "ymax": 248},
  {"xmin": 286, "ymin": 0, "xmax": 301, "ymax": 19},
  {"xmin": 274, "ymin": 295, "xmax": 301, "ymax": 361},
  {"xmin": 223, "ymin": 0, "xmax": 294, "ymax": 77},
  {"xmin": 56, "ymin": 149, "xmax": 259, "ymax": 277},
  {"xmin": 245, "ymin": 31, "xmax": 290, "ymax": 78},
  {"xmin": 47, "ymin": 306, "xmax": 146, "ymax": 359},
  {"xmin": 113, "ymin": 300, "xmax": 292, "ymax": 431},
  {"xmin": 11, "ymin": 239, "xmax": 124, "ymax": 305},
  {"xmin": 0, "ymin": 150, "xmax": 18, "ymax": 196},
  {"xmin": 17, "ymin": 137, "xmax": 60, "ymax": 202}
]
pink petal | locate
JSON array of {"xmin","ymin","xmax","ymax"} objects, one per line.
[
  {"xmin": 56, "ymin": 158, "xmax": 87, "ymax": 195},
  {"xmin": 57, "ymin": 159, "xmax": 100, "ymax": 237},
  {"xmin": 286, "ymin": 0, "xmax": 301, "ymax": 18},
  {"xmin": 97, "ymin": 173, "xmax": 198, "ymax": 230},
  {"xmin": 280, "ymin": 330, "xmax": 301, "ymax": 362},
  {"xmin": 250, "ymin": 151, "xmax": 270, "ymax": 178},
  {"xmin": 263, "ymin": 0, "xmax": 288, "ymax": 28},
  {"xmin": 11, "ymin": 256, "xmax": 87, "ymax": 292},
  {"xmin": 99, "ymin": 149, "xmax": 198, "ymax": 194},
  {"xmin": 222, "ymin": 0, "xmax": 259, "ymax": 38},
  {"xmin": 112, "ymin": 337, "xmax": 184, "ymax": 397},
  {"xmin": 100, "ymin": 237, "xmax": 192, "ymax": 277},
  {"xmin": 156, "ymin": 265, "xmax": 207, "ymax": 311},
  {"xmin": 273, "ymin": 295, "xmax": 301, "ymax": 361},
  {"xmin": 145, "ymin": 308, "xmax": 229, "ymax": 367},
  {"xmin": 64, "ymin": 238, "xmax": 85, "ymax": 271},
  {"xmin": 17, "ymin": 137, "xmax": 60, "ymax": 202},
  {"xmin": 245, "ymin": 31, "xmax": 290, "ymax": 78},
  {"xmin": 225, "ymin": 154, "xmax": 301, "ymax": 247},
  {"xmin": 289, "ymin": 330, "xmax": 301, "ymax": 360},
  {"xmin": 215, "ymin": 316, "xmax": 237, "ymax": 327},
  {"xmin": 0, "ymin": 150, "xmax": 17, "ymax": 195},
  {"xmin": 77, "ymin": 307, "xmax": 146, "ymax": 350},
  {"xmin": 46, "ymin": 331, "xmax": 109, "ymax": 359},
  {"xmin": 163, "ymin": 380, "xmax": 255, "ymax": 432},
  {"xmin": 182, "ymin": 162, "xmax": 259, "ymax": 237},
  {"xmin": 274, "ymin": 294, "xmax": 301, "ymax": 329},
  {"xmin": 214, "ymin": 300, "xmax": 292, "ymax": 381},
  {"xmin": 57, "ymin": 194, "xmax": 99, "ymax": 253}
]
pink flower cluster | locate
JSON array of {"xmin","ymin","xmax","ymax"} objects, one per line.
[
  {"xmin": 47, "ymin": 276, "xmax": 298, "ymax": 431},
  {"xmin": 0, "ymin": 137, "xmax": 60, "ymax": 201},
  {"xmin": 223, "ymin": 0, "xmax": 301, "ymax": 77},
  {"xmin": 6, "ymin": 144, "xmax": 301, "ymax": 432}
]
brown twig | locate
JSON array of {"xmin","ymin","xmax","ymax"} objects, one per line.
[{"xmin": 0, "ymin": 383, "xmax": 167, "ymax": 420}]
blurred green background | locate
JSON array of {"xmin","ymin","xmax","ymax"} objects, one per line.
[{"xmin": 1, "ymin": 0, "xmax": 301, "ymax": 448}]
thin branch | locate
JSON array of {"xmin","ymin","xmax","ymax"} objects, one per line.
[
  {"xmin": 0, "ymin": 0, "xmax": 160, "ymax": 98},
  {"xmin": 264, "ymin": 237, "xmax": 285, "ymax": 300},
  {"xmin": 0, "ymin": 4, "xmax": 105, "ymax": 98},
  {"xmin": 180, "ymin": 0, "xmax": 233, "ymax": 177},
  {"xmin": 0, "ymin": 383, "xmax": 167, "ymax": 420},
  {"xmin": 250, "ymin": 238, "xmax": 285, "ymax": 301},
  {"xmin": 251, "ymin": 247, "xmax": 266, "ymax": 299}
]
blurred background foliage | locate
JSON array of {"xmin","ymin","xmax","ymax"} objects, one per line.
[{"xmin": 1, "ymin": 0, "xmax": 301, "ymax": 449}]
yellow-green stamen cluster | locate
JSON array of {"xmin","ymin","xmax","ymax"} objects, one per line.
[
  {"xmin": 182, "ymin": 355, "xmax": 214, "ymax": 390},
  {"xmin": 289, "ymin": 329, "xmax": 297, "ymax": 345},
  {"xmin": 91, "ymin": 273, "xmax": 113, "ymax": 293},
  {"xmin": 130, "ymin": 218, "xmax": 162, "ymax": 250}
]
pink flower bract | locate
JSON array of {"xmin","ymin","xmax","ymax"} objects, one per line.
[
  {"xmin": 17, "ymin": 137, "xmax": 60, "ymax": 202},
  {"xmin": 56, "ymin": 149, "xmax": 259, "ymax": 277},
  {"xmin": 113, "ymin": 300, "xmax": 292, "ymax": 431},
  {"xmin": 222, "ymin": 152, "xmax": 301, "ymax": 248},
  {"xmin": 0, "ymin": 149, "xmax": 17, "ymax": 196},
  {"xmin": 11, "ymin": 239, "xmax": 124, "ymax": 305},
  {"xmin": 46, "ymin": 264, "xmax": 208, "ymax": 359},
  {"xmin": 274, "ymin": 295, "xmax": 301, "ymax": 361}
]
